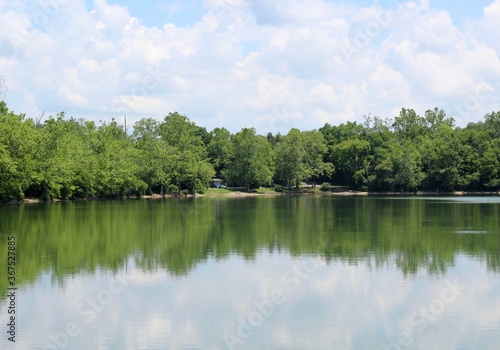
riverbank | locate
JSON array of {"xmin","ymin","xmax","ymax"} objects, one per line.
[
  {"xmin": 368, "ymin": 191, "xmax": 500, "ymax": 196},
  {"xmin": 8, "ymin": 189, "xmax": 500, "ymax": 204}
]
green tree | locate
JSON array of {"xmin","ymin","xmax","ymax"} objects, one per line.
[
  {"xmin": 320, "ymin": 121, "xmax": 366, "ymax": 146},
  {"xmin": 224, "ymin": 128, "xmax": 274, "ymax": 191},
  {"xmin": 133, "ymin": 118, "xmax": 173, "ymax": 195},
  {"xmin": 274, "ymin": 129, "xmax": 333, "ymax": 189},
  {"xmin": 159, "ymin": 112, "xmax": 214, "ymax": 194},
  {"xmin": 373, "ymin": 140, "xmax": 424, "ymax": 192},
  {"xmin": 0, "ymin": 102, "xmax": 37, "ymax": 201},
  {"xmin": 28, "ymin": 113, "xmax": 82, "ymax": 199},
  {"xmin": 303, "ymin": 130, "xmax": 334, "ymax": 185},
  {"xmin": 66, "ymin": 118, "xmax": 100, "ymax": 198},
  {"xmin": 93, "ymin": 119, "xmax": 147, "ymax": 197},
  {"xmin": 392, "ymin": 108, "xmax": 426, "ymax": 140},
  {"xmin": 274, "ymin": 128, "xmax": 305, "ymax": 188},
  {"xmin": 424, "ymin": 108, "xmax": 455, "ymax": 134},
  {"xmin": 2, "ymin": 102, "xmax": 500, "ymax": 200},
  {"xmin": 332, "ymin": 139, "xmax": 371, "ymax": 189},
  {"xmin": 207, "ymin": 127, "xmax": 232, "ymax": 179},
  {"xmin": 484, "ymin": 111, "xmax": 500, "ymax": 139},
  {"xmin": 481, "ymin": 139, "xmax": 500, "ymax": 189},
  {"xmin": 421, "ymin": 125, "xmax": 462, "ymax": 191}
]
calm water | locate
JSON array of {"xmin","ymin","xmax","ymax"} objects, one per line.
[{"xmin": 1, "ymin": 196, "xmax": 500, "ymax": 349}]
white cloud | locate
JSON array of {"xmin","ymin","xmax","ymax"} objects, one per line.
[
  {"xmin": 466, "ymin": 0, "xmax": 500, "ymax": 53},
  {"xmin": 0, "ymin": 0, "xmax": 499, "ymax": 133}
]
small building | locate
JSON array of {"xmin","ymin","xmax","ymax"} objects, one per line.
[{"xmin": 210, "ymin": 178, "xmax": 224, "ymax": 188}]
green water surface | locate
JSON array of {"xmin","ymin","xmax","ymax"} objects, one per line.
[{"xmin": 0, "ymin": 196, "xmax": 499, "ymax": 349}]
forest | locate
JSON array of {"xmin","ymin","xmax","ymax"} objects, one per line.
[{"xmin": 0, "ymin": 100, "xmax": 499, "ymax": 202}]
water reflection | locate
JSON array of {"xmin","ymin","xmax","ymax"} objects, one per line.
[
  {"xmin": 7, "ymin": 255, "xmax": 500, "ymax": 349},
  {"xmin": 0, "ymin": 196, "xmax": 499, "ymax": 293},
  {"xmin": 0, "ymin": 197, "xmax": 499, "ymax": 349}
]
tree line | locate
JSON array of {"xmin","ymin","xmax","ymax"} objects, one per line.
[{"xmin": 0, "ymin": 101, "xmax": 499, "ymax": 201}]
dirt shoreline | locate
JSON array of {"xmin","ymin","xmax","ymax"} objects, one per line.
[{"xmin": 8, "ymin": 190, "xmax": 500, "ymax": 204}]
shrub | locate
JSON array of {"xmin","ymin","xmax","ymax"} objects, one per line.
[
  {"xmin": 195, "ymin": 179, "xmax": 208, "ymax": 194},
  {"xmin": 274, "ymin": 184, "xmax": 284, "ymax": 192},
  {"xmin": 167, "ymin": 184, "xmax": 178, "ymax": 194},
  {"xmin": 320, "ymin": 182, "xmax": 333, "ymax": 192}
]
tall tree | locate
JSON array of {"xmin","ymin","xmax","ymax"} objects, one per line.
[
  {"xmin": 0, "ymin": 102, "xmax": 37, "ymax": 201},
  {"xmin": 484, "ymin": 111, "xmax": 500, "ymax": 139},
  {"xmin": 133, "ymin": 118, "xmax": 174, "ymax": 195},
  {"xmin": 274, "ymin": 129, "xmax": 333, "ymax": 189},
  {"xmin": 332, "ymin": 139, "xmax": 371, "ymax": 189},
  {"xmin": 207, "ymin": 127, "xmax": 232, "ymax": 179},
  {"xmin": 274, "ymin": 128, "xmax": 305, "ymax": 188},
  {"xmin": 224, "ymin": 128, "xmax": 274, "ymax": 191},
  {"xmin": 392, "ymin": 108, "xmax": 426, "ymax": 140},
  {"xmin": 421, "ymin": 125, "xmax": 462, "ymax": 191},
  {"xmin": 385, "ymin": 141, "xmax": 424, "ymax": 191},
  {"xmin": 481, "ymin": 139, "xmax": 500, "ymax": 189},
  {"xmin": 424, "ymin": 108, "xmax": 455, "ymax": 134},
  {"xmin": 29, "ymin": 113, "xmax": 82, "ymax": 199},
  {"xmin": 158, "ymin": 112, "xmax": 214, "ymax": 194},
  {"xmin": 302, "ymin": 130, "xmax": 334, "ymax": 185},
  {"xmin": 93, "ymin": 118, "xmax": 146, "ymax": 197}
]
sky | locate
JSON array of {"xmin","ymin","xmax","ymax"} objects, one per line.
[{"xmin": 0, "ymin": 0, "xmax": 499, "ymax": 134}]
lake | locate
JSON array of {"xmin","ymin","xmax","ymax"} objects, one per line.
[{"xmin": 1, "ymin": 196, "xmax": 500, "ymax": 349}]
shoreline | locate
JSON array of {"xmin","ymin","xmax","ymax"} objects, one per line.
[{"xmin": 8, "ymin": 190, "xmax": 500, "ymax": 204}]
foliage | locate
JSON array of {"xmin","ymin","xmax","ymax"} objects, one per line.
[
  {"xmin": 332, "ymin": 139, "xmax": 371, "ymax": 189},
  {"xmin": 320, "ymin": 182, "xmax": 333, "ymax": 192},
  {"xmin": 274, "ymin": 128, "xmax": 333, "ymax": 189},
  {"xmin": 0, "ymin": 102, "xmax": 37, "ymax": 201},
  {"xmin": 0, "ymin": 102, "xmax": 500, "ymax": 202},
  {"xmin": 207, "ymin": 127, "xmax": 232, "ymax": 178},
  {"xmin": 158, "ymin": 112, "xmax": 215, "ymax": 195},
  {"xmin": 274, "ymin": 184, "xmax": 284, "ymax": 192},
  {"xmin": 223, "ymin": 128, "xmax": 274, "ymax": 191}
]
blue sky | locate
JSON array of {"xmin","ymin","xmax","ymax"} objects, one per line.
[
  {"xmin": 86, "ymin": 0, "xmax": 207, "ymax": 27},
  {"xmin": 84, "ymin": 0, "xmax": 495, "ymax": 28},
  {"xmin": 1, "ymin": 0, "xmax": 499, "ymax": 133}
]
